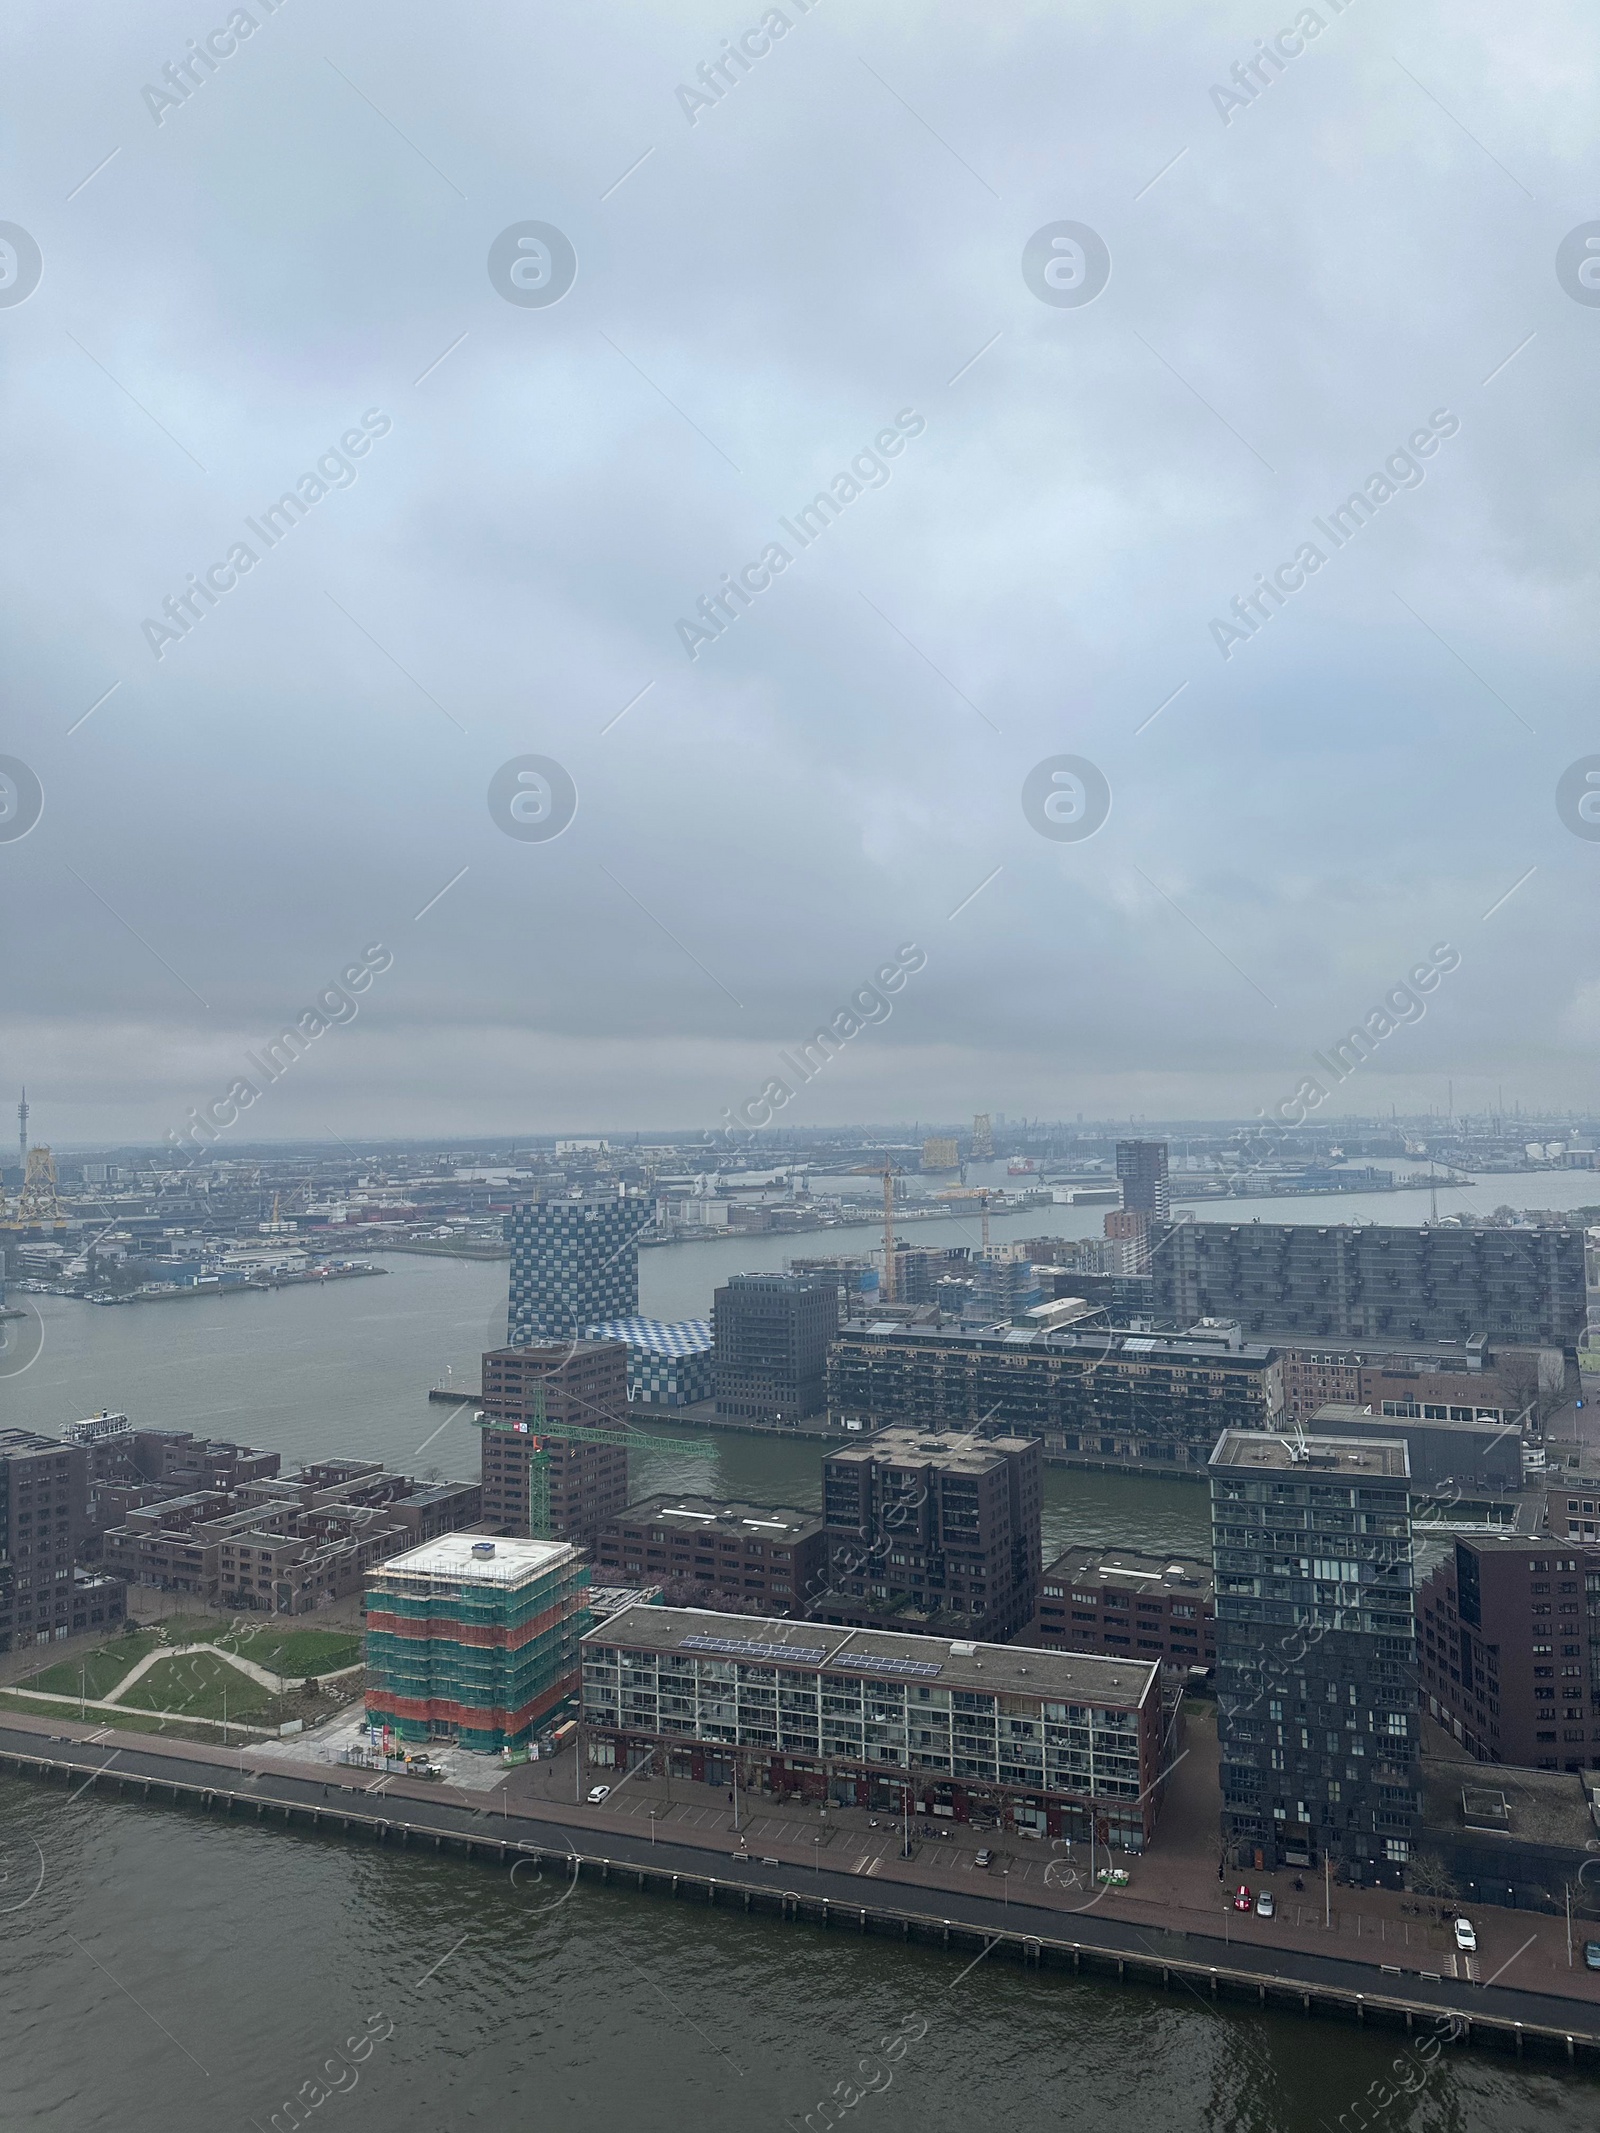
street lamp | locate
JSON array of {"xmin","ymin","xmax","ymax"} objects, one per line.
[
  {"xmin": 814, "ymin": 1835, "xmax": 821, "ymax": 1876},
  {"xmin": 649, "ymin": 1809, "xmax": 658, "ymax": 1847}
]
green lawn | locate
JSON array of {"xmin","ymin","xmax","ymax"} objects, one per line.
[
  {"xmin": 0, "ymin": 1689, "xmax": 264, "ymax": 1743},
  {"xmin": 23, "ymin": 1629, "xmax": 166, "ymax": 1700},
  {"xmin": 218, "ymin": 1626, "xmax": 361, "ymax": 1678},
  {"xmin": 118, "ymin": 1651, "xmax": 278, "ymax": 1723}
]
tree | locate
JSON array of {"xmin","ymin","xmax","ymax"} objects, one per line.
[{"xmin": 1408, "ymin": 1850, "xmax": 1459, "ymax": 1901}]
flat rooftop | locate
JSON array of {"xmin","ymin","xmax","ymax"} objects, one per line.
[
  {"xmin": 1310, "ymin": 1403, "xmax": 1516, "ymax": 1441},
  {"xmin": 1043, "ymin": 1543, "xmax": 1213, "ymax": 1596},
  {"xmin": 1210, "ymin": 1430, "xmax": 1411, "ymax": 1479},
  {"xmin": 374, "ymin": 1532, "xmax": 579, "ymax": 1584},
  {"xmin": 586, "ymin": 1603, "xmax": 1159, "ymax": 1705},
  {"xmin": 824, "ymin": 1428, "xmax": 1037, "ymax": 1474},
  {"xmin": 612, "ymin": 1495, "xmax": 822, "ymax": 1540},
  {"xmin": 837, "ymin": 1319, "xmax": 1277, "ymax": 1364}
]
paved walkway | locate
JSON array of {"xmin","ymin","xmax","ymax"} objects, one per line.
[{"xmin": 103, "ymin": 1642, "xmax": 287, "ymax": 1703}]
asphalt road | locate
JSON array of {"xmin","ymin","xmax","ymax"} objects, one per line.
[{"xmin": 7, "ymin": 1722, "xmax": 1599, "ymax": 2046}]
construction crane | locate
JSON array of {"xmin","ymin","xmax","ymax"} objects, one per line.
[
  {"xmin": 474, "ymin": 1391, "xmax": 716, "ymax": 1540},
  {"xmin": 979, "ymin": 1189, "xmax": 991, "ymax": 1254},
  {"xmin": 850, "ymin": 1157, "xmax": 907, "ymax": 1303}
]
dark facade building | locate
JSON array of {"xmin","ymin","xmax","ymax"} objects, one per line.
[
  {"xmin": 1418, "ymin": 1536, "xmax": 1600, "ymax": 1772},
  {"xmin": 1023, "ymin": 1545, "xmax": 1215, "ymax": 1672},
  {"xmin": 1211, "ymin": 1430, "xmax": 1421, "ymax": 1881},
  {"xmin": 826, "ymin": 1319, "xmax": 1282, "ymax": 1475},
  {"xmin": 581, "ymin": 1603, "xmax": 1166, "ymax": 1848},
  {"xmin": 810, "ymin": 1427, "xmax": 1042, "ymax": 1640},
  {"xmin": 1153, "ymin": 1221, "xmax": 1586, "ymax": 1350},
  {"xmin": 102, "ymin": 1460, "xmax": 481, "ymax": 1614},
  {"xmin": 478, "ymin": 1340, "xmax": 631, "ymax": 1545},
  {"xmin": 591, "ymin": 1496, "xmax": 827, "ymax": 1613},
  {"xmin": 505, "ymin": 1191, "xmax": 643, "ymax": 1343},
  {"xmin": 1307, "ymin": 1403, "xmax": 1522, "ymax": 1497},
  {"xmin": 712, "ymin": 1271, "xmax": 838, "ymax": 1423},
  {"xmin": 0, "ymin": 1430, "xmax": 125, "ymax": 1650},
  {"xmin": 1116, "ymin": 1139, "xmax": 1170, "ymax": 1220}
]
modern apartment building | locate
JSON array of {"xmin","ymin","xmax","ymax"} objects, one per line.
[
  {"xmin": 712, "ymin": 1271, "xmax": 838, "ymax": 1423},
  {"xmin": 478, "ymin": 1340, "xmax": 631, "ymax": 1545},
  {"xmin": 1022, "ymin": 1545, "xmax": 1215, "ymax": 1672},
  {"xmin": 1306, "ymin": 1403, "xmax": 1522, "ymax": 1496},
  {"xmin": 810, "ymin": 1427, "xmax": 1042, "ymax": 1639},
  {"xmin": 590, "ymin": 1496, "xmax": 827, "ymax": 1612},
  {"xmin": 1153, "ymin": 1221, "xmax": 1586, "ymax": 1349},
  {"xmin": 101, "ymin": 1462, "xmax": 482, "ymax": 1614},
  {"xmin": 1211, "ymin": 1430, "xmax": 1421, "ymax": 1881},
  {"xmin": 0, "ymin": 1430, "xmax": 125, "ymax": 1649},
  {"xmin": 505, "ymin": 1190, "xmax": 643, "ymax": 1343},
  {"xmin": 1417, "ymin": 1535, "xmax": 1600, "ymax": 1772},
  {"xmin": 581, "ymin": 1604, "xmax": 1165, "ymax": 1848},
  {"xmin": 365, "ymin": 1533, "xmax": 590, "ymax": 1752},
  {"xmin": 826, "ymin": 1319, "xmax": 1282, "ymax": 1475},
  {"xmin": 1115, "ymin": 1139, "xmax": 1170, "ymax": 1220}
]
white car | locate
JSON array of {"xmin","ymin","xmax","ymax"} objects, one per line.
[
  {"xmin": 1453, "ymin": 1917, "xmax": 1477, "ymax": 1953},
  {"xmin": 586, "ymin": 1784, "xmax": 612, "ymax": 1804}
]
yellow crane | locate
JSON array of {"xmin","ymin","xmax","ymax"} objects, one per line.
[{"xmin": 851, "ymin": 1158, "xmax": 907, "ymax": 1303}]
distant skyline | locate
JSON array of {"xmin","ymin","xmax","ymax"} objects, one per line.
[{"xmin": 7, "ymin": 0, "xmax": 1600, "ymax": 1145}]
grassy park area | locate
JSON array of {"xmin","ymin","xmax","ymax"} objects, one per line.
[{"xmin": 0, "ymin": 1612, "xmax": 364, "ymax": 1735}]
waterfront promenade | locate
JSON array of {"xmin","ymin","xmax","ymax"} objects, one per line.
[{"xmin": 4, "ymin": 1707, "xmax": 1598, "ymax": 2061}]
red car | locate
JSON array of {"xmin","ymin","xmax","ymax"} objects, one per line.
[{"xmin": 1232, "ymin": 1884, "xmax": 1253, "ymax": 1912}]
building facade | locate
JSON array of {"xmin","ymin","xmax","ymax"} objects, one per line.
[
  {"xmin": 1275, "ymin": 1336, "xmax": 1522, "ymax": 1425},
  {"xmin": 581, "ymin": 1604, "xmax": 1165, "ymax": 1848},
  {"xmin": 101, "ymin": 1462, "xmax": 482, "ymax": 1614},
  {"xmin": 826, "ymin": 1319, "xmax": 1282, "ymax": 1475},
  {"xmin": 591, "ymin": 1496, "xmax": 827, "ymax": 1612},
  {"xmin": 1211, "ymin": 1431, "xmax": 1421, "ymax": 1881},
  {"xmin": 365, "ymin": 1533, "xmax": 590, "ymax": 1752},
  {"xmin": 583, "ymin": 1316, "xmax": 714, "ymax": 1408},
  {"xmin": 479, "ymin": 1340, "xmax": 631, "ymax": 1544},
  {"xmin": 811, "ymin": 1428, "xmax": 1042, "ymax": 1640},
  {"xmin": 712, "ymin": 1271, "xmax": 839, "ymax": 1423},
  {"xmin": 1023, "ymin": 1545, "xmax": 1215, "ymax": 1673},
  {"xmin": 1154, "ymin": 1221, "xmax": 1586, "ymax": 1349},
  {"xmin": 1417, "ymin": 1536, "xmax": 1600, "ymax": 1772},
  {"xmin": 0, "ymin": 1429, "xmax": 125, "ymax": 1650},
  {"xmin": 505, "ymin": 1191, "xmax": 643, "ymax": 1343},
  {"xmin": 1116, "ymin": 1139, "xmax": 1170, "ymax": 1220}
]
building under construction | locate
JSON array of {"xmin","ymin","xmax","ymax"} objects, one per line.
[{"xmin": 364, "ymin": 1532, "xmax": 590, "ymax": 1752}]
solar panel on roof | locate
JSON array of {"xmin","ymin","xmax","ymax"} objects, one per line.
[
  {"xmin": 680, "ymin": 1633, "xmax": 827, "ymax": 1663},
  {"xmin": 828, "ymin": 1653, "xmax": 944, "ymax": 1678}
]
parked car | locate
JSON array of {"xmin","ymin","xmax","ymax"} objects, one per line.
[
  {"xmin": 1232, "ymin": 1884, "xmax": 1253, "ymax": 1912},
  {"xmin": 586, "ymin": 1784, "xmax": 612, "ymax": 1804},
  {"xmin": 974, "ymin": 1849, "xmax": 993, "ymax": 1869},
  {"xmin": 1454, "ymin": 1917, "xmax": 1477, "ymax": 1953},
  {"xmin": 1255, "ymin": 1891, "xmax": 1275, "ymax": 1919},
  {"xmin": 1583, "ymin": 1941, "xmax": 1600, "ymax": 1971}
]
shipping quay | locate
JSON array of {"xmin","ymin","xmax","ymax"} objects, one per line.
[{"xmin": 3, "ymin": 1716, "xmax": 1598, "ymax": 2066}]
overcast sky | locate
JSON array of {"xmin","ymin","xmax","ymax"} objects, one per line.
[{"xmin": 4, "ymin": 0, "xmax": 1600, "ymax": 1147}]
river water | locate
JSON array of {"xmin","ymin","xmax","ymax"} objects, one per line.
[{"xmin": 4, "ymin": 1183, "xmax": 1598, "ymax": 2126}]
